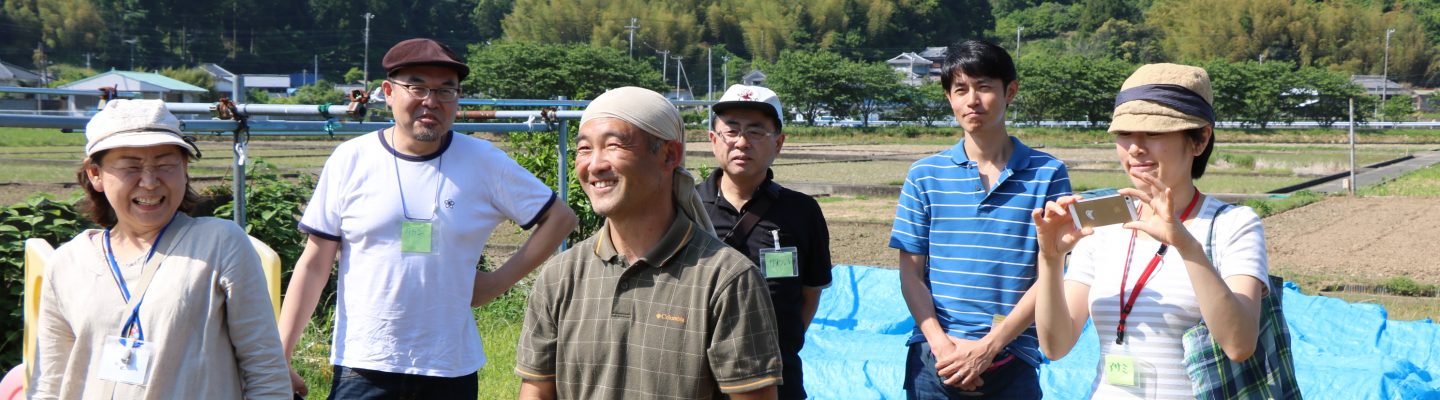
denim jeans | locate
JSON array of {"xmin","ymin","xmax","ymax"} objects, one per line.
[
  {"xmin": 327, "ymin": 365, "xmax": 477, "ymax": 400},
  {"xmin": 903, "ymin": 341, "xmax": 1042, "ymax": 400}
]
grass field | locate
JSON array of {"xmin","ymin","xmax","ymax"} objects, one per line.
[{"xmin": 1359, "ymin": 164, "xmax": 1440, "ymax": 197}]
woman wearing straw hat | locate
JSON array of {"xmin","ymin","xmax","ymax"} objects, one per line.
[
  {"xmin": 1030, "ymin": 64, "xmax": 1270, "ymax": 399},
  {"xmin": 34, "ymin": 99, "xmax": 291, "ymax": 399}
]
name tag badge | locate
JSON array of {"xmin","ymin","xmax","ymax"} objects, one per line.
[
  {"xmin": 401, "ymin": 221, "xmax": 433, "ymax": 253},
  {"xmin": 98, "ymin": 336, "xmax": 153, "ymax": 385},
  {"xmin": 1104, "ymin": 353, "xmax": 1137, "ymax": 387},
  {"xmin": 1103, "ymin": 349, "xmax": 1157, "ymax": 397},
  {"xmin": 759, "ymin": 247, "xmax": 798, "ymax": 279}
]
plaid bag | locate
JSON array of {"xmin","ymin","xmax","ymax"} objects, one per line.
[{"xmin": 1181, "ymin": 203, "xmax": 1302, "ymax": 400}]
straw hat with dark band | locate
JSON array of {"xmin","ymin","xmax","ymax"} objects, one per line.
[{"xmin": 1109, "ymin": 63, "xmax": 1214, "ymax": 133}]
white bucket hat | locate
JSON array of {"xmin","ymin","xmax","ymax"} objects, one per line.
[{"xmin": 85, "ymin": 99, "xmax": 198, "ymax": 157}]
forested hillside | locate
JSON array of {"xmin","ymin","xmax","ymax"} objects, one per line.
[{"xmin": 1, "ymin": 0, "xmax": 1436, "ymax": 86}]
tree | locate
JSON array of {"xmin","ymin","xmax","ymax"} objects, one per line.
[
  {"xmin": 1015, "ymin": 55, "xmax": 1132, "ymax": 126},
  {"xmin": 158, "ymin": 66, "xmax": 217, "ymax": 101},
  {"xmin": 1292, "ymin": 66, "xmax": 1369, "ymax": 128},
  {"xmin": 893, "ymin": 82, "xmax": 951, "ymax": 126},
  {"xmin": 463, "ymin": 41, "xmax": 664, "ymax": 100},
  {"xmin": 835, "ymin": 61, "xmax": 904, "ymax": 126},
  {"xmin": 763, "ymin": 50, "xmax": 852, "ymax": 125},
  {"xmin": 1077, "ymin": 0, "xmax": 1138, "ymax": 33},
  {"xmin": 271, "ymin": 81, "xmax": 347, "ymax": 105},
  {"xmin": 1381, "ymin": 94, "xmax": 1418, "ymax": 122}
]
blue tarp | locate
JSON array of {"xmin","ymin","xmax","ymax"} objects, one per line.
[{"xmin": 800, "ymin": 265, "xmax": 1440, "ymax": 399}]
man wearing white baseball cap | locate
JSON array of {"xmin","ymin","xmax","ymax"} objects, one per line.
[{"xmin": 699, "ymin": 84, "xmax": 833, "ymax": 399}]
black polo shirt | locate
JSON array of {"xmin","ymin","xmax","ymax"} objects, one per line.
[{"xmin": 698, "ymin": 168, "xmax": 833, "ymax": 399}]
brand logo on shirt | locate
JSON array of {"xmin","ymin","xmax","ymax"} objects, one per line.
[
  {"xmin": 655, "ymin": 312, "xmax": 686, "ymax": 325},
  {"xmin": 445, "ymin": 199, "xmax": 455, "ymax": 209}
]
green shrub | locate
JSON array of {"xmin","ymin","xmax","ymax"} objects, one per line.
[
  {"xmin": 0, "ymin": 194, "xmax": 91, "ymax": 370},
  {"xmin": 210, "ymin": 159, "xmax": 320, "ymax": 304},
  {"xmin": 1382, "ymin": 276, "xmax": 1436, "ymax": 297},
  {"xmin": 507, "ymin": 129, "xmax": 602, "ymax": 243}
]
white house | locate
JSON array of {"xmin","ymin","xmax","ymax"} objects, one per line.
[{"xmin": 59, "ymin": 70, "xmax": 210, "ymax": 108}]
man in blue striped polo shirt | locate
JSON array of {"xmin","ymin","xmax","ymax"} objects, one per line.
[{"xmin": 890, "ymin": 39, "xmax": 1071, "ymax": 399}]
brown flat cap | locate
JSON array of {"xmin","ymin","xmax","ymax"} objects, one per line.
[{"xmin": 382, "ymin": 38, "xmax": 470, "ymax": 80}]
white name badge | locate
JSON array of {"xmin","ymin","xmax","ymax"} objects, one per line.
[
  {"xmin": 759, "ymin": 247, "xmax": 799, "ymax": 279},
  {"xmin": 98, "ymin": 336, "xmax": 153, "ymax": 386}
]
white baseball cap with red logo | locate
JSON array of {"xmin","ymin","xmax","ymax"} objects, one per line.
[{"xmin": 712, "ymin": 84, "xmax": 784, "ymax": 130}]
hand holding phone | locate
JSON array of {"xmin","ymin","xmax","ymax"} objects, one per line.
[{"xmin": 1068, "ymin": 193, "xmax": 1138, "ymax": 230}]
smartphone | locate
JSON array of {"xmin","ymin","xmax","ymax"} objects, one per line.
[{"xmin": 1068, "ymin": 193, "xmax": 1138, "ymax": 230}]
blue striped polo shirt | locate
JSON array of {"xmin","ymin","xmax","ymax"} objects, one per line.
[{"xmin": 889, "ymin": 136, "xmax": 1071, "ymax": 367}]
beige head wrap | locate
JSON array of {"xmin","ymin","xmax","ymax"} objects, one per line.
[{"xmin": 580, "ymin": 86, "xmax": 715, "ymax": 235}]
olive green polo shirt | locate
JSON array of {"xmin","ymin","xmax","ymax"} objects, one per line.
[{"xmin": 516, "ymin": 214, "xmax": 783, "ymax": 399}]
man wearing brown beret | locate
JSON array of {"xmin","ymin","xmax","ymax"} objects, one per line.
[{"xmin": 276, "ymin": 38, "xmax": 578, "ymax": 398}]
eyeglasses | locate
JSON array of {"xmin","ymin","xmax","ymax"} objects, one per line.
[
  {"xmin": 717, "ymin": 128, "xmax": 774, "ymax": 143},
  {"xmin": 387, "ymin": 80, "xmax": 462, "ymax": 101}
]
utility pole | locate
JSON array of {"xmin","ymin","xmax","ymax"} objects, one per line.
[
  {"xmin": 1380, "ymin": 28, "xmax": 1396, "ymax": 123},
  {"xmin": 314, "ymin": 54, "xmax": 319, "ymax": 84},
  {"xmin": 673, "ymin": 55, "xmax": 684, "ymax": 98},
  {"xmin": 707, "ymin": 47, "xmax": 713, "ymax": 100},
  {"xmin": 364, "ymin": 12, "xmax": 375, "ymax": 89},
  {"xmin": 1015, "ymin": 26, "xmax": 1024, "ymax": 60},
  {"xmin": 85, "ymin": 53, "xmax": 92, "ymax": 70},
  {"xmin": 123, "ymin": 38, "xmax": 138, "ymax": 70},
  {"xmin": 722, "ymin": 55, "xmax": 730, "ymax": 89},
  {"xmin": 658, "ymin": 50, "xmax": 671, "ymax": 86},
  {"xmin": 625, "ymin": 17, "xmax": 640, "ymax": 58}
]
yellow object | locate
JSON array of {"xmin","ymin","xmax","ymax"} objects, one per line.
[
  {"xmin": 248, "ymin": 236, "xmax": 283, "ymax": 320},
  {"xmin": 1105, "ymin": 353, "xmax": 1137, "ymax": 387},
  {"xmin": 22, "ymin": 238, "xmax": 54, "ymax": 396}
]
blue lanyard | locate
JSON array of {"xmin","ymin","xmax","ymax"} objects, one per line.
[{"xmin": 103, "ymin": 216, "xmax": 175, "ymax": 345}]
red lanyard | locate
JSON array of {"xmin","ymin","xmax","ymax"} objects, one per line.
[{"xmin": 1115, "ymin": 190, "xmax": 1201, "ymax": 345}]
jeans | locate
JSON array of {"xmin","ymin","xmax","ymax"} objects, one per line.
[
  {"xmin": 327, "ymin": 365, "xmax": 477, "ymax": 400},
  {"xmin": 903, "ymin": 341, "xmax": 1042, "ymax": 400}
]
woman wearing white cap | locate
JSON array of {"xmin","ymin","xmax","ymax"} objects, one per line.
[
  {"xmin": 1030, "ymin": 64, "xmax": 1271, "ymax": 399},
  {"xmin": 35, "ymin": 99, "xmax": 291, "ymax": 399}
]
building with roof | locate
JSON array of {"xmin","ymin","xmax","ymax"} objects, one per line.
[
  {"xmin": 60, "ymin": 70, "xmax": 209, "ymax": 102},
  {"xmin": 203, "ymin": 63, "xmax": 293, "ymax": 98},
  {"xmin": 0, "ymin": 60, "xmax": 49, "ymax": 87},
  {"xmin": 56, "ymin": 70, "xmax": 209, "ymax": 111},
  {"xmin": 1351, "ymin": 75, "xmax": 1412, "ymax": 98},
  {"xmin": 886, "ymin": 52, "xmax": 934, "ymax": 85}
]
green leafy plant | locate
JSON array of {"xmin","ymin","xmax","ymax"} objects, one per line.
[
  {"xmin": 0, "ymin": 194, "xmax": 91, "ymax": 370},
  {"xmin": 210, "ymin": 159, "xmax": 317, "ymax": 301},
  {"xmin": 1382, "ymin": 276, "xmax": 1437, "ymax": 297},
  {"xmin": 507, "ymin": 129, "xmax": 602, "ymax": 243}
]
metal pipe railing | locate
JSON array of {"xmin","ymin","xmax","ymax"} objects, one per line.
[
  {"xmin": 0, "ymin": 114, "xmax": 550, "ymax": 133},
  {"xmin": 0, "ymin": 86, "xmax": 141, "ymax": 97}
]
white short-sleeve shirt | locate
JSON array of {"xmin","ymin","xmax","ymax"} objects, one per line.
[
  {"xmin": 300, "ymin": 130, "xmax": 556, "ymax": 377},
  {"xmin": 1064, "ymin": 196, "xmax": 1268, "ymax": 399}
]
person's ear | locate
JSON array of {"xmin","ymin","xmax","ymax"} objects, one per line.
[
  {"xmin": 1005, "ymin": 80, "xmax": 1020, "ymax": 105},
  {"xmin": 85, "ymin": 160, "xmax": 104, "ymax": 192}
]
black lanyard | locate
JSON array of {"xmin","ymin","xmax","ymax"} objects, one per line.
[{"xmin": 1115, "ymin": 191, "xmax": 1201, "ymax": 345}]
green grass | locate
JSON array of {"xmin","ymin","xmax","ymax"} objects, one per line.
[
  {"xmin": 0, "ymin": 160, "xmax": 79, "ymax": 183},
  {"xmin": 0, "ymin": 127, "xmax": 88, "ymax": 147},
  {"xmin": 1275, "ymin": 271, "xmax": 1440, "ymax": 322},
  {"xmin": 289, "ymin": 277, "xmax": 531, "ymax": 399},
  {"xmin": 1359, "ymin": 164, "xmax": 1440, "ymax": 197},
  {"xmin": 1241, "ymin": 190, "xmax": 1326, "ymax": 218}
]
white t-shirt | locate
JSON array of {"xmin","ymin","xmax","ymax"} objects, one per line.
[
  {"xmin": 300, "ymin": 130, "xmax": 556, "ymax": 377},
  {"xmin": 1064, "ymin": 196, "xmax": 1268, "ymax": 399}
]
